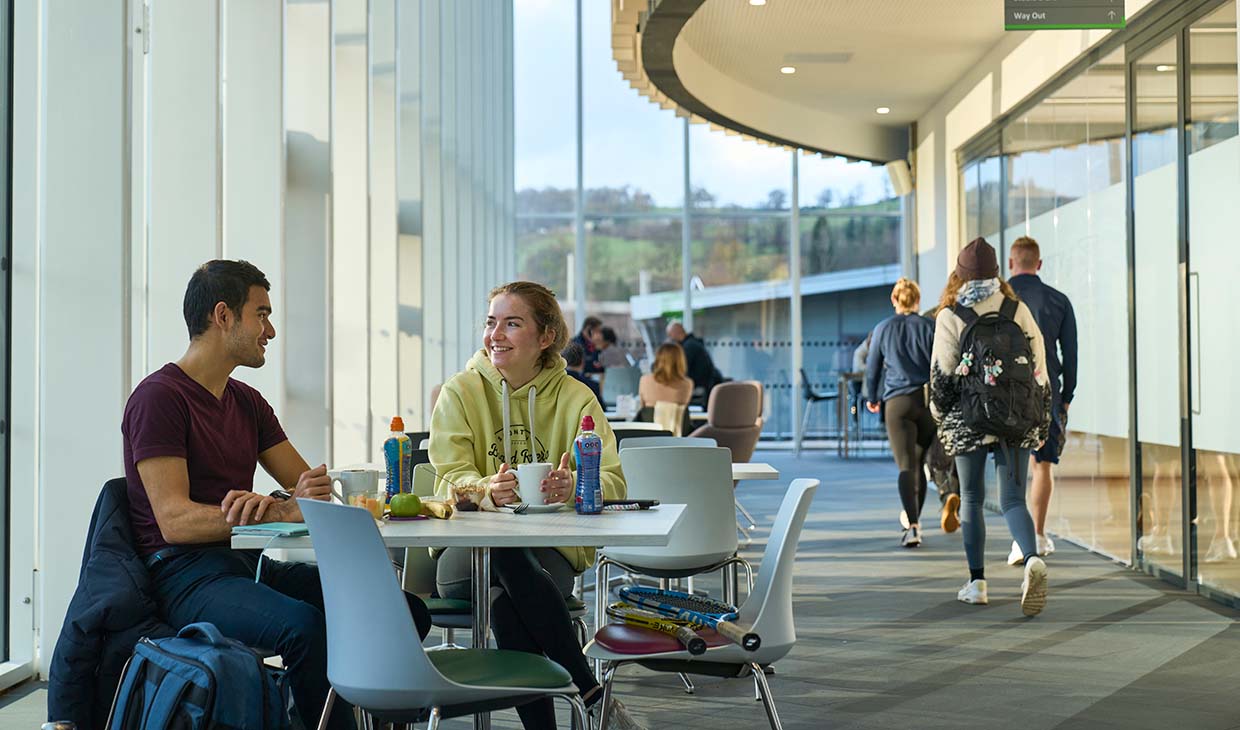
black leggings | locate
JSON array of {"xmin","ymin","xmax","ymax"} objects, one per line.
[
  {"xmin": 884, "ymin": 392, "xmax": 935, "ymax": 524},
  {"xmin": 438, "ymin": 547, "xmax": 597, "ymax": 729}
]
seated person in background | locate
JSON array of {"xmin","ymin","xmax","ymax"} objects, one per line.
[
  {"xmin": 666, "ymin": 320, "xmax": 724, "ymax": 405},
  {"xmin": 429, "ymin": 281, "xmax": 643, "ymax": 730},
  {"xmin": 125, "ymin": 260, "xmax": 431, "ymax": 730},
  {"xmin": 571, "ymin": 315, "xmax": 605, "ymax": 374},
  {"xmin": 563, "ymin": 342, "xmax": 603, "ymax": 405},
  {"xmin": 639, "ymin": 342, "xmax": 693, "ymax": 409},
  {"xmin": 597, "ymin": 326, "xmax": 632, "ymax": 368}
]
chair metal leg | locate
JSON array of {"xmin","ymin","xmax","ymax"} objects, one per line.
[
  {"xmin": 594, "ymin": 560, "xmax": 608, "ymax": 676},
  {"xmin": 735, "ymin": 499, "xmax": 758, "ymax": 531},
  {"xmin": 737, "ymin": 517, "xmax": 753, "ymax": 545},
  {"xmin": 751, "ymin": 662, "xmax": 784, "ymax": 730},
  {"xmin": 597, "ymin": 663, "xmax": 618, "ymax": 730},
  {"xmin": 559, "ymin": 693, "xmax": 588, "ymax": 730},
  {"xmin": 427, "ymin": 706, "xmax": 442, "ymax": 730},
  {"xmin": 678, "ymin": 672, "xmax": 696, "ymax": 694},
  {"xmin": 796, "ymin": 399, "xmax": 813, "ymax": 456},
  {"xmin": 316, "ymin": 687, "xmax": 337, "ymax": 730}
]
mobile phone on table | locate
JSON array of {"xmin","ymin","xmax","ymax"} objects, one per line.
[{"xmin": 602, "ymin": 499, "xmax": 659, "ymax": 510}]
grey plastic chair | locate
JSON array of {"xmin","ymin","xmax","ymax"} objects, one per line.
[
  {"xmin": 298, "ymin": 499, "xmax": 587, "ymax": 729},
  {"xmin": 585, "ymin": 478, "xmax": 820, "ymax": 730}
]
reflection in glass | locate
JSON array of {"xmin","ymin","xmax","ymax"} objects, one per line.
[
  {"xmin": 1133, "ymin": 35, "xmax": 1182, "ymax": 574},
  {"xmin": 1002, "ymin": 48, "xmax": 1133, "ymax": 562},
  {"xmin": 1188, "ymin": 2, "xmax": 1240, "ymax": 592}
]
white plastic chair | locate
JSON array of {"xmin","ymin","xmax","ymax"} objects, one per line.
[
  {"xmin": 585, "ymin": 478, "xmax": 819, "ymax": 730},
  {"xmin": 618, "ymin": 436, "xmax": 717, "ymax": 450},
  {"xmin": 596, "ymin": 448, "xmax": 751, "ymax": 658},
  {"xmin": 299, "ymin": 499, "xmax": 587, "ymax": 729}
]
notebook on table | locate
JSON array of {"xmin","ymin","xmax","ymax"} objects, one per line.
[{"xmin": 230, "ymin": 522, "xmax": 310, "ymax": 537}]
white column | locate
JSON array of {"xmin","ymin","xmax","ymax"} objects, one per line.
[
  {"xmin": 396, "ymin": 0, "xmax": 426, "ymax": 426},
  {"xmin": 283, "ymin": 0, "xmax": 332, "ymax": 466},
  {"xmin": 370, "ymin": 0, "xmax": 399, "ymax": 447},
  {"xmin": 34, "ymin": 0, "xmax": 128, "ymax": 675},
  {"xmin": 224, "ymin": 0, "xmax": 284, "ymax": 424},
  {"xmin": 420, "ymin": 0, "xmax": 446, "ymax": 399},
  {"xmin": 790, "ymin": 151, "xmax": 803, "ymax": 448},
  {"xmin": 146, "ymin": 0, "xmax": 221, "ymax": 366}
]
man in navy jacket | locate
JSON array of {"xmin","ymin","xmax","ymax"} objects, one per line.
[{"xmin": 1008, "ymin": 237, "xmax": 1078, "ymax": 563}]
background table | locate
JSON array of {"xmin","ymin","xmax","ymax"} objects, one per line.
[
  {"xmin": 733, "ymin": 462, "xmax": 779, "ymax": 481},
  {"xmin": 234, "ymin": 504, "xmax": 685, "ymax": 730}
]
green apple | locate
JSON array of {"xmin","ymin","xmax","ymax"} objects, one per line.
[{"xmin": 389, "ymin": 492, "xmax": 423, "ymax": 518}]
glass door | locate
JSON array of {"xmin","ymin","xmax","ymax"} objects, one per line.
[
  {"xmin": 1186, "ymin": 2, "xmax": 1240, "ymax": 597},
  {"xmin": 1131, "ymin": 33, "xmax": 1186, "ymax": 579}
]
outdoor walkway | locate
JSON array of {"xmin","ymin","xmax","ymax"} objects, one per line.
[{"xmin": 4, "ymin": 451, "xmax": 1239, "ymax": 729}]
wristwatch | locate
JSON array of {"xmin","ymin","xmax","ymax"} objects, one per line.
[{"xmin": 269, "ymin": 489, "xmax": 293, "ymax": 501}]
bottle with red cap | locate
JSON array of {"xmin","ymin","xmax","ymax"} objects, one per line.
[
  {"xmin": 573, "ymin": 415, "xmax": 603, "ymax": 514},
  {"xmin": 382, "ymin": 416, "xmax": 413, "ymax": 507}
]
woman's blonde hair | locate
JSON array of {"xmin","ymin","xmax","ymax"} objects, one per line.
[
  {"xmin": 935, "ymin": 271, "xmax": 1018, "ymax": 314},
  {"xmin": 891, "ymin": 277, "xmax": 921, "ymax": 313},
  {"xmin": 652, "ymin": 342, "xmax": 687, "ymax": 385},
  {"xmin": 488, "ymin": 281, "xmax": 569, "ymax": 369}
]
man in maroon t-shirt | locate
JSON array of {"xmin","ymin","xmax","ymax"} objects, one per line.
[{"xmin": 123, "ymin": 260, "xmax": 429, "ymax": 730}]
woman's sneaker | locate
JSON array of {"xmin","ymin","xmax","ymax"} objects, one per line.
[
  {"xmin": 1007, "ymin": 540, "xmax": 1024, "ymax": 566},
  {"xmin": 1021, "ymin": 556, "xmax": 1049, "ymax": 616},
  {"xmin": 940, "ymin": 493, "xmax": 960, "ymax": 533},
  {"xmin": 901, "ymin": 526, "xmax": 921, "ymax": 548},
  {"xmin": 1037, "ymin": 534, "xmax": 1055, "ymax": 556},
  {"xmin": 957, "ymin": 579, "xmax": 988, "ymax": 605}
]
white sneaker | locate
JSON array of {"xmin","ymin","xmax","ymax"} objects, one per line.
[
  {"xmin": 1007, "ymin": 540, "xmax": 1024, "ymax": 566},
  {"xmin": 1204, "ymin": 537, "xmax": 1238, "ymax": 563},
  {"xmin": 1038, "ymin": 534, "xmax": 1055, "ymax": 556},
  {"xmin": 1021, "ymin": 556, "xmax": 1048, "ymax": 617},
  {"xmin": 899, "ymin": 510, "xmax": 910, "ymax": 530},
  {"xmin": 901, "ymin": 526, "xmax": 921, "ymax": 548},
  {"xmin": 957, "ymin": 579, "xmax": 988, "ymax": 605}
]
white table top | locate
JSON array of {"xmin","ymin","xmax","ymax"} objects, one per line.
[
  {"xmin": 609, "ymin": 421, "xmax": 671, "ymax": 432},
  {"xmin": 734, "ymin": 462, "xmax": 779, "ymax": 481},
  {"xmin": 231, "ymin": 503, "xmax": 686, "ymax": 550}
]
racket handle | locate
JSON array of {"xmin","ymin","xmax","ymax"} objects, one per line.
[
  {"xmin": 675, "ymin": 626, "xmax": 707, "ymax": 656},
  {"xmin": 715, "ymin": 620, "xmax": 761, "ymax": 651}
]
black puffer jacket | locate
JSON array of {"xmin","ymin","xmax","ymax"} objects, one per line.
[{"xmin": 47, "ymin": 478, "xmax": 175, "ymax": 730}]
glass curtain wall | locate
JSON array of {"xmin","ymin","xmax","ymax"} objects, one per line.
[
  {"xmin": 1186, "ymin": 2, "xmax": 1240, "ymax": 594},
  {"xmin": 514, "ymin": 0, "xmax": 900, "ymax": 440},
  {"xmin": 1005, "ymin": 49, "xmax": 1133, "ymax": 563}
]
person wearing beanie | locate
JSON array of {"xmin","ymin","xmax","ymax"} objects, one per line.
[{"xmin": 929, "ymin": 238, "xmax": 1053, "ymax": 616}]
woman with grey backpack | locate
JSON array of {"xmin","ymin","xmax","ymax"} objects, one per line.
[{"xmin": 930, "ymin": 238, "xmax": 1052, "ymax": 616}]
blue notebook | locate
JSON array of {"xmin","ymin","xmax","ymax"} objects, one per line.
[{"xmin": 231, "ymin": 522, "xmax": 310, "ymax": 537}]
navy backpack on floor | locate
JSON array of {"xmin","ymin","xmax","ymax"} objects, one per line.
[{"xmin": 106, "ymin": 622, "xmax": 293, "ymax": 730}]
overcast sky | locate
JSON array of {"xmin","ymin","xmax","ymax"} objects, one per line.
[{"xmin": 513, "ymin": 0, "xmax": 891, "ymax": 209}]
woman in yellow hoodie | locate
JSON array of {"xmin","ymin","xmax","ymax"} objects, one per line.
[{"xmin": 429, "ymin": 281, "xmax": 643, "ymax": 730}]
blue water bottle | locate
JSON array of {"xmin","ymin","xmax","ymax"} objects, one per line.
[
  {"xmin": 383, "ymin": 416, "xmax": 412, "ymax": 506},
  {"xmin": 574, "ymin": 416, "xmax": 603, "ymax": 514}
]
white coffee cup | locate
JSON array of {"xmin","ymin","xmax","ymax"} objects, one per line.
[{"xmin": 516, "ymin": 462, "xmax": 554, "ymax": 506}]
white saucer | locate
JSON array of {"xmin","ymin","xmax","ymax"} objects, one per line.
[{"xmin": 515, "ymin": 503, "xmax": 570, "ymax": 514}]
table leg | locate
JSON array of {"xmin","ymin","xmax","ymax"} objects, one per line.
[{"xmin": 472, "ymin": 546, "xmax": 491, "ymax": 730}]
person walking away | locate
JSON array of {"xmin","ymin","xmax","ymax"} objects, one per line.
[
  {"xmin": 1006, "ymin": 236, "xmax": 1078, "ymax": 564},
  {"xmin": 923, "ymin": 305, "xmax": 961, "ymax": 533},
  {"xmin": 865, "ymin": 278, "xmax": 937, "ymax": 547},
  {"xmin": 930, "ymin": 238, "xmax": 1052, "ymax": 616}
]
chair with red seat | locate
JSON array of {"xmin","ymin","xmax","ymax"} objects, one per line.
[{"xmin": 584, "ymin": 478, "xmax": 819, "ymax": 730}]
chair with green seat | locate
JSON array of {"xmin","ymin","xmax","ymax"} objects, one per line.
[
  {"xmin": 299, "ymin": 498, "xmax": 588, "ymax": 730},
  {"xmin": 404, "ymin": 463, "xmax": 591, "ymax": 649}
]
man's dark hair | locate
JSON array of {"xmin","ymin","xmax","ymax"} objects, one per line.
[
  {"xmin": 562, "ymin": 342, "xmax": 585, "ymax": 368},
  {"xmin": 183, "ymin": 260, "xmax": 271, "ymax": 339},
  {"xmin": 581, "ymin": 316, "xmax": 603, "ymax": 334},
  {"xmin": 600, "ymin": 326, "xmax": 617, "ymax": 345}
]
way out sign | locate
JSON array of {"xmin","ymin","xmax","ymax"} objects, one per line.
[{"xmin": 1005, "ymin": 0, "xmax": 1125, "ymax": 30}]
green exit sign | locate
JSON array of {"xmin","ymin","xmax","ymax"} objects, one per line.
[{"xmin": 1005, "ymin": 0, "xmax": 1125, "ymax": 30}]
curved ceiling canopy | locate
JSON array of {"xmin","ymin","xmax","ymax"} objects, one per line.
[{"xmin": 613, "ymin": 0, "xmax": 1007, "ymax": 163}]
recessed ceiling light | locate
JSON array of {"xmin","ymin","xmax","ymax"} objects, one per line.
[
  {"xmin": 876, "ymin": 107, "xmax": 891, "ymax": 115},
  {"xmin": 780, "ymin": 66, "xmax": 796, "ymax": 74},
  {"xmin": 749, "ymin": 0, "xmax": 767, "ymax": 5},
  {"xmin": 1156, "ymin": 64, "xmax": 1173, "ymax": 72}
]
